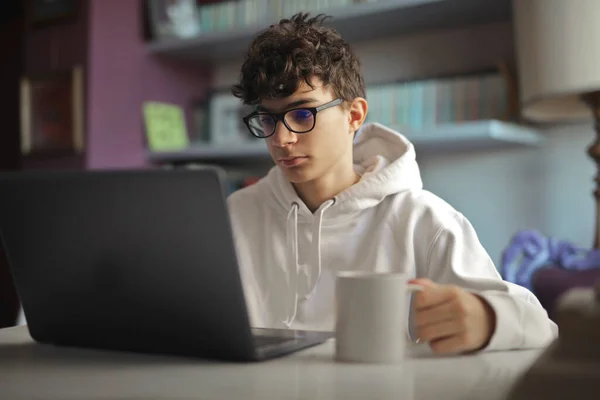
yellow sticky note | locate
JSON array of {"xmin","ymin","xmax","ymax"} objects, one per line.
[{"xmin": 143, "ymin": 102, "xmax": 190, "ymax": 151}]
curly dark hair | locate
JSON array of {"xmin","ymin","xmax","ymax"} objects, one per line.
[{"xmin": 231, "ymin": 13, "xmax": 365, "ymax": 106}]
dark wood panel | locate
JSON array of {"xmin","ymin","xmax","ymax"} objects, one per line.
[{"xmin": 0, "ymin": 7, "xmax": 24, "ymax": 328}]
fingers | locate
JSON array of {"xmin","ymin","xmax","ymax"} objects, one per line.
[
  {"xmin": 417, "ymin": 320, "xmax": 464, "ymax": 343},
  {"xmin": 409, "ymin": 278, "xmax": 434, "ymax": 286},
  {"xmin": 412, "ymin": 291, "xmax": 496, "ymax": 355},
  {"xmin": 414, "ymin": 299, "xmax": 461, "ymax": 329},
  {"xmin": 409, "ymin": 280, "xmax": 496, "ymax": 355},
  {"xmin": 413, "ymin": 284, "xmax": 460, "ymax": 312},
  {"xmin": 429, "ymin": 335, "xmax": 466, "ymax": 355},
  {"xmin": 414, "ymin": 298, "xmax": 464, "ymax": 344}
]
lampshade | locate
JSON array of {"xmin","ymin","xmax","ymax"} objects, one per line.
[{"xmin": 513, "ymin": 0, "xmax": 600, "ymax": 122}]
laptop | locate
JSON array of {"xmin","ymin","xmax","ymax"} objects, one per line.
[{"xmin": 0, "ymin": 167, "xmax": 332, "ymax": 362}]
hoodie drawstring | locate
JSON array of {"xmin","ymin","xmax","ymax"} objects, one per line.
[
  {"xmin": 305, "ymin": 199, "xmax": 335, "ymax": 299},
  {"xmin": 283, "ymin": 199, "xmax": 335, "ymax": 328}
]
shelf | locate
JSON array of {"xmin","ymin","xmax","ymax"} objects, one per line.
[
  {"xmin": 146, "ymin": 120, "xmax": 544, "ymax": 165},
  {"xmin": 406, "ymin": 120, "xmax": 544, "ymax": 153},
  {"xmin": 146, "ymin": 0, "xmax": 511, "ymax": 64},
  {"xmin": 147, "ymin": 142, "xmax": 269, "ymax": 165}
]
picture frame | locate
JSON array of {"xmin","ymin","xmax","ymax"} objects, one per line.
[
  {"xmin": 207, "ymin": 90, "xmax": 256, "ymax": 145},
  {"xmin": 20, "ymin": 66, "xmax": 85, "ymax": 156},
  {"xmin": 27, "ymin": 0, "xmax": 79, "ymax": 27},
  {"xmin": 147, "ymin": 0, "xmax": 201, "ymax": 41}
]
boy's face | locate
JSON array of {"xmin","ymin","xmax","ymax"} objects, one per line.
[{"xmin": 258, "ymin": 78, "xmax": 364, "ymax": 184}]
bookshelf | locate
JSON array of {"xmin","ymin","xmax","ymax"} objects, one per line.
[
  {"xmin": 147, "ymin": 120, "xmax": 544, "ymax": 166},
  {"xmin": 146, "ymin": 0, "xmax": 511, "ymax": 64}
]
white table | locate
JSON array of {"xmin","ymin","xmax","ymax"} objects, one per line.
[{"xmin": 0, "ymin": 326, "xmax": 542, "ymax": 400}]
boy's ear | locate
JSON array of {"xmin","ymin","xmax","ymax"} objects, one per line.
[{"xmin": 348, "ymin": 97, "xmax": 368, "ymax": 134}]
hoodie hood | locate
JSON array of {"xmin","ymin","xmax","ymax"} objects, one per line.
[
  {"xmin": 254, "ymin": 123, "xmax": 424, "ymax": 327},
  {"xmin": 262, "ymin": 122, "xmax": 424, "ymax": 222}
]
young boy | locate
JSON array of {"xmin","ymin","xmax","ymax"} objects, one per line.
[{"xmin": 227, "ymin": 13, "xmax": 557, "ymax": 354}]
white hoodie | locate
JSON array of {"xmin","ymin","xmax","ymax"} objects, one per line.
[{"xmin": 227, "ymin": 122, "xmax": 558, "ymax": 351}]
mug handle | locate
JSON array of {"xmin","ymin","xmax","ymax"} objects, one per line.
[{"xmin": 406, "ymin": 284, "xmax": 425, "ymax": 343}]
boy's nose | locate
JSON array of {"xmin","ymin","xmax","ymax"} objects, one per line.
[{"xmin": 271, "ymin": 121, "xmax": 297, "ymax": 147}]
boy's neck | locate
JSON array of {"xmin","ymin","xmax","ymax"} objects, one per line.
[{"xmin": 293, "ymin": 156, "xmax": 359, "ymax": 213}]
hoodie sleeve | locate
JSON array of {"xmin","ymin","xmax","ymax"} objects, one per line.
[{"xmin": 425, "ymin": 212, "xmax": 558, "ymax": 352}]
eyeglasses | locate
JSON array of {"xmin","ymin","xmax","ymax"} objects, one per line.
[{"xmin": 242, "ymin": 98, "xmax": 344, "ymax": 139}]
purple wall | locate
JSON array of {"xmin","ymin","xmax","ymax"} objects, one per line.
[{"xmin": 86, "ymin": 0, "xmax": 209, "ymax": 170}]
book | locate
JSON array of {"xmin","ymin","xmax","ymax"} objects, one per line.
[{"xmin": 143, "ymin": 102, "xmax": 190, "ymax": 151}]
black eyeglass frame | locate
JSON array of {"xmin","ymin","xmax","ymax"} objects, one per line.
[{"xmin": 242, "ymin": 98, "xmax": 344, "ymax": 139}]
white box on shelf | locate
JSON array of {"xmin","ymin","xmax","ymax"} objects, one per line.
[{"xmin": 208, "ymin": 91, "xmax": 255, "ymax": 145}]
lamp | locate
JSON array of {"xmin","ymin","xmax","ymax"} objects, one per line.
[
  {"xmin": 507, "ymin": 1, "xmax": 600, "ymax": 399},
  {"xmin": 513, "ymin": 0, "xmax": 600, "ymax": 248}
]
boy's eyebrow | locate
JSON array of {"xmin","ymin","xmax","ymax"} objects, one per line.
[{"xmin": 255, "ymin": 98, "xmax": 319, "ymax": 113}]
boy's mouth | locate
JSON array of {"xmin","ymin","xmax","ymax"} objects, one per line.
[{"xmin": 277, "ymin": 156, "xmax": 309, "ymax": 167}]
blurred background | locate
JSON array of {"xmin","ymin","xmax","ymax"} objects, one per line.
[{"xmin": 0, "ymin": 0, "xmax": 597, "ymax": 329}]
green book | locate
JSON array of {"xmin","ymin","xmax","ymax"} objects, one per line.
[{"xmin": 143, "ymin": 102, "xmax": 190, "ymax": 151}]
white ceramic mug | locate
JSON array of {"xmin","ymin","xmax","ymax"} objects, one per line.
[{"xmin": 335, "ymin": 271, "xmax": 423, "ymax": 363}]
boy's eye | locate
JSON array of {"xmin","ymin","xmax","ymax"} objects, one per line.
[
  {"xmin": 259, "ymin": 115, "xmax": 271, "ymax": 123},
  {"xmin": 258, "ymin": 115, "xmax": 274, "ymax": 125},
  {"xmin": 288, "ymin": 109, "xmax": 313, "ymax": 121}
]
